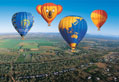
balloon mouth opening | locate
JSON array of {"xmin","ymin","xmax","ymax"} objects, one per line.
[{"xmin": 70, "ymin": 43, "xmax": 76, "ymax": 48}]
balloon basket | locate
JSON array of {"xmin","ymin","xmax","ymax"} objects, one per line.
[
  {"xmin": 48, "ymin": 24, "xmax": 51, "ymax": 26},
  {"xmin": 98, "ymin": 28, "xmax": 100, "ymax": 31},
  {"xmin": 71, "ymin": 49, "xmax": 76, "ymax": 53},
  {"xmin": 21, "ymin": 36, "xmax": 25, "ymax": 40}
]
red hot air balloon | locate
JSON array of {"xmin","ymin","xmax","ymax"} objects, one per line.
[
  {"xmin": 36, "ymin": 3, "xmax": 63, "ymax": 26},
  {"xmin": 91, "ymin": 10, "xmax": 108, "ymax": 31}
]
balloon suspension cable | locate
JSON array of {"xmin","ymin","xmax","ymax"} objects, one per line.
[
  {"xmin": 71, "ymin": 48, "xmax": 75, "ymax": 53},
  {"xmin": 48, "ymin": 24, "xmax": 51, "ymax": 26},
  {"xmin": 21, "ymin": 36, "xmax": 25, "ymax": 40}
]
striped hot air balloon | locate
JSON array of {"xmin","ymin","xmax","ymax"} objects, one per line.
[
  {"xmin": 91, "ymin": 10, "xmax": 107, "ymax": 31},
  {"xmin": 59, "ymin": 16, "xmax": 87, "ymax": 52}
]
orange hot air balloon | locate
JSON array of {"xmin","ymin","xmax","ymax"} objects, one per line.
[
  {"xmin": 91, "ymin": 10, "xmax": 107, "ymax": 31},
  {"xmin": 36, "ymin": 3, "xmax": 63, "ymax": 26}
]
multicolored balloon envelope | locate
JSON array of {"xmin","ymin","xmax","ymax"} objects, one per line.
[
  {"xmin": 36, "ymin": 3, "xmax": 63, "ymax": 26},
  {"xmin": 91, "ymin": 10, "xmax": 107, "ymax": 31},
  {"xmin": 12, "ymin": 12, "xmax": 34, "ymax": 40},
  {"xmin": 59, "ymin": 16, "xmax": 87, "ymax": 52}
]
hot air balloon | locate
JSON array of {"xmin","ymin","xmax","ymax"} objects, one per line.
[
  {"xmin": 36, "ymin": 3, "xmax": 63, "ymax": 26},
  {"xmin": 12, "ymin": 12, "xmax": 34, "ymax": 40},
  {"xmin": 59, "ymin": 16, "xmax": 87, "ymax": 52},
  {"xmin": 91, "ymin": 10, "xmax": 107, "ymax": 31}
]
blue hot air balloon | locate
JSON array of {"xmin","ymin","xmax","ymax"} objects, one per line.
[
  {"xmin": 59, "ymin": 16, "xmax": 87, "ymax": 52},
  {"xmin": 12, "ymin": 12, "xmax": 34, "ymax": 40}
]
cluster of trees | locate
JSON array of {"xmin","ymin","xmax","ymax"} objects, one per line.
[
  {"xmin": 0, "ymin": 51, "xmax": 110, "ymax": 82},
  {"xmin": 0, "ymin": 36, "xmax": 119, "ymax": 81},
  {"xmin": 0, "ymin": 54, "xmax": 17, "ymax": 63}
]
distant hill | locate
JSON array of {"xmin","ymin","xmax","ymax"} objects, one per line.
[
  {"xmin": 85, "ymin": 34, "xmax": 119, "ymax": 40},
  {"xmin": 0, "ymin": 33, "xmax": 119, "ymax": 40}
]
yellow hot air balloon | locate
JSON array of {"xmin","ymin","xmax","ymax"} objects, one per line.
[{"xmin": 91, "ymin": 10, "xmax": 107, "ymax": 31}]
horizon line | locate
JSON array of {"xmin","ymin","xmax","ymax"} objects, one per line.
[{"xmin": 0, "ymin": 32, "xmax": 118, "ymax": 37}]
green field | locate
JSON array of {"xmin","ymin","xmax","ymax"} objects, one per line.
[
  {"xmin": 0, "ymin": 39, "xmax": 21, "ymax": 49},
  {"xmin": 0, "ymin": 39, "xmax": 57, "ymax": 62},
  {"xmin": 0, "ymin": 39, "xmax": 55, "ymax": 49},
  {"xmin": 0, "ymin": 34, "xmax": 119, "ymax": 82}
]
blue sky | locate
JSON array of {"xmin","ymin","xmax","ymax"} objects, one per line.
[{"xmin": 0, "ymin": 0, "xmax": 119, "ymax": 36}]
